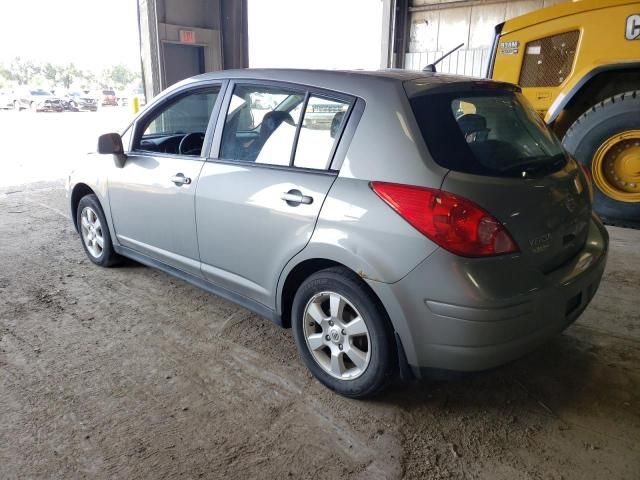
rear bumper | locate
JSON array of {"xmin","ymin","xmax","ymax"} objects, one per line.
[{"xmin": 368, "ymin": 216, "xmax": 609, "ymax": 375}]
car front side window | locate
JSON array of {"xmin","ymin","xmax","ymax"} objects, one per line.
[{"xmin": 133, "ymin": 86, "xmax": 220, "ymax": 157}]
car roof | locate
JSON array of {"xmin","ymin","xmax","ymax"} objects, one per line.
[
  {"xmin": 177, "ymin": 68, "xmax": 513, "ymax": 99},
  {"xmin": 191, "ymin": 68, "xmax": 487, "ymax": 85}
]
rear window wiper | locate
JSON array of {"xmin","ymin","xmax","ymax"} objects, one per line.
[{"xmin": 500, "ymin": 154, "xmax": 566, "ymax": 177}]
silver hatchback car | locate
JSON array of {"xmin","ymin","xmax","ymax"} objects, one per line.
[{"xmin": 68, "ymin": 69, "xmax": 608, "ymax": 397}]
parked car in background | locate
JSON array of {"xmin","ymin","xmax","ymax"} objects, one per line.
[
  {"xmin": 99, "ymin": 89, "xmax": 118, "ymax": 106},
  {"xmin": 61, "ymin": 91, "xmax": 98, "ymax": 112},
  {"xmin": 14, "ymin": 88, "xmax": 63, "ymax": 112},
  {"xmin": 118, "ymin": 87, "xmax": 147, "ymax": 108},
  {"xmin": 68, "ymin": 69, "xmax": 608, "ymax": 398},
  {"xmin": 251, "ymin": 92, "xmax": 279, "ymax": 109},
  {"xmin": 303, "ymin": 96, "xmax": 349, "ymax": 129},
  {"xmin": 0, "ymin": 89, "xmax": 14, "ymax": 109}
]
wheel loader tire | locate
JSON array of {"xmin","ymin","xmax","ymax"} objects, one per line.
[{"xmin": 563, "ymin": 91, "xmax": 640, "ymax": 228}]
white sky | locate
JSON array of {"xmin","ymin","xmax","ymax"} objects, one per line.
[
  {"xmin": 0, "ymin": 0, "xmax": 384, "ymax": 71},
  {"xmin": 0, "ymin": 0, "xmax": 141, "ymax": 70},
  {"xmin": 248, "ymin": 0, "xmax": 384, "ymax": 69}
]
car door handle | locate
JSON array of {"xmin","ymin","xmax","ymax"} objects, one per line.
[
  {"xmin": 170, "ymin": 173, "xmax": 191, "ymax": 186},
  {"xmin": 281, "ymin": 189, "xmax": 313, "ymax": 206}
]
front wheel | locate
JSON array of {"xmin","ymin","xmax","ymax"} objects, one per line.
[
  {"xmin": 76, "ymin": 194, "xmax": 121, "ymax": 267},
  {"xmin": 292, "ymin": 267, "xmax": 395, "ymax": 398},
  {"xmin": 563, "ymin": 91, "xmax": 640, "ymax": 228}
]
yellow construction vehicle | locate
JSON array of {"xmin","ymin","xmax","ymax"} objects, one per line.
[{"xmin": 489, "ymin": 0, "xmax": 640, "ymax": 227}]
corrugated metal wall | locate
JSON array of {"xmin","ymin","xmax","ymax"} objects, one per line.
[{"xmin": 406, "ymin": 0, "xmax": 569, "ymax": 76}]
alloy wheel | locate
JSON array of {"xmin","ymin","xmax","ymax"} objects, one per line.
[
  {"xmin": 303, "ymin": 291, "xmax": 371, "ymax": 380},
  {"xmin": 80, "ymin": 206, "xmax": 105, "ymax": 259}
]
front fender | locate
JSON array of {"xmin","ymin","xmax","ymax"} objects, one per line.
[
  {"xmin": 68, "ymin": 154, "xmax": 117, "ymax": 244},
  {"xmin": 546, "ymin": 62, "xmax": 640, "ymax": 124}
]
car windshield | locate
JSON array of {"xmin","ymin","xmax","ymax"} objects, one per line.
[{"xmin": 409, "ymin": 90, "xmax": 567, "ymax": 178}]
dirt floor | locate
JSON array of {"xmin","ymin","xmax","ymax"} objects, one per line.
[{"xmin": 0, "ymin": 182, "xmax": 639, "ymax": 479}]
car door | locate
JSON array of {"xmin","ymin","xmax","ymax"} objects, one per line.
[
  {"xmin": 195, "ymin": 81, "xmax": 353, "ymax": 307},
  {"xmin": 108, "ymin": 83, "xmax": 223, "ymax": 276}
]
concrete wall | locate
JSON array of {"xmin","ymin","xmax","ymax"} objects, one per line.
[
  {"xmin": 406, "ymin": 0, "xmax": 569, "ymax": 75},
  {"xmin": 138, "ymin": 0, "xmax": 246, "ymax": 99}
]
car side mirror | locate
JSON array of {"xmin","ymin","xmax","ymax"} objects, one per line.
[{"xmin": 97, "ymin": 133, "xmax": 126, "ymax": 168}]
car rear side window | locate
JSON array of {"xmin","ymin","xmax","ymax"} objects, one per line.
[
  {"xmin": 220, "ymin": 85, "xmax": 304, "ymax": 165},
  {"xmin": 410, "ymin": 90, "xmax": 567, "ymax": 178},
  {"xmin": 220, "ymin": 84, "xmax": 352, "ymax": 170},
  {"xmin": 293, "ymin": 96, "xmax": 349, "ymax": 169}
]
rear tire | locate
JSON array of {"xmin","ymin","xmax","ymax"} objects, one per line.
[
  {"xmin": 291, "ymin": 266, "xmax": 395, "ymax": 398},
  {"xmin": 562, "ymin": 91, "xmax": 640, "ymax": 228},
  {"xmin": 76, "ymin": 194, "xmax": 121, "ymax": 267}
]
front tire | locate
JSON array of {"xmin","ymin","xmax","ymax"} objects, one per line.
[
  {"xmin": 291, "ymin": 267, "xmax": 395, "ymax": 398},
  {"xmin": 563, "ymin": 91, "xmax": 640, "ymax": 228},
  {"xmin": 76, "ymin": 194, "xmax": 121, "ymax": 267}
]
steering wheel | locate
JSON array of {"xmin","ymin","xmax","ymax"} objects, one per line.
[{"xmin": 178, "ymin": 132, "xmax": 205, "ymax": 155}]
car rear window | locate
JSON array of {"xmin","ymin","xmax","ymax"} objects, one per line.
[{"xmin": 409, "ymin": 90, "xmax": 567, "ymax": 178}]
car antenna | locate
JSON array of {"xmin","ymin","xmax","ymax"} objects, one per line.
[{"xmin": 423, "ymin": 43, "xmax": 465, "ymax": 73}]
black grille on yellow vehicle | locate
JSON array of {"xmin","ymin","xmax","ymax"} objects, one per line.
[{"xmin": 519, "ymin": 31, "xmax": 580, "ymax": 87}]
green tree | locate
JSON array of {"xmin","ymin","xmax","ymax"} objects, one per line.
[
  {"xmin": 42, "ymin": 63, "xmax": 60, "ymax": 84},
  {"xmin": 111, "ymin": 64, "xmax": 134, "ymax": 87},
  {"xmin": 0, "ymin": 63, "xmax": 12, "ymax": 83},
  {"xmin": 59, "ymin": 63, "xmax": 79, "ymax": 89},
  {"xmin": 10, "ymin": 57, "xmax": 40, "ymax": 85}
]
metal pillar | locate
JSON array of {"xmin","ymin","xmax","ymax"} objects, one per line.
[{"xmin": 137, "ymin": 0, "xmax": 247, "ymax": 100}]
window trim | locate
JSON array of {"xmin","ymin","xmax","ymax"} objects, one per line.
[
  {"xmin": 130, "ymin": 80, "xmax": 225, "ymax": 160},
  {"xmin": 208, "ymin": 79, "xmax": 357, "ymax": 172},
  {"xmin": 289, "ymin": 92, "xmax": 309, "ymax": 167}
]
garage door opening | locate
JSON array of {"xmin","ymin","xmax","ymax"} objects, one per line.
[{"xmin": 163, "ymin": 43, "xmax": 206, "ymax": 87}]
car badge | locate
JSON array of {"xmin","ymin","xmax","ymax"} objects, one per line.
[{"xmin": 529, "ymin": 233, "xmax": 551, "ymax": 253}]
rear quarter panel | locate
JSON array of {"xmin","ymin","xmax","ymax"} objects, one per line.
[{"xmin": 277, "ymin": 79, "xmax": 446, "ymax": 311}]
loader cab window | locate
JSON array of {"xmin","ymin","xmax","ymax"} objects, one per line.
[{"xmin": 519, "ymin": 30, "xmax": 580, "ymax": 87}]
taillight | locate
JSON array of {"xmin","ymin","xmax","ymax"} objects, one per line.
[{"xmin": 370, "ymin": 182, "xmax": 519, "ymax": 257}]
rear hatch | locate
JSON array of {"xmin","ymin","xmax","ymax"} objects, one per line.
[{"xmin": 406, "ymin": 79, "xmax": 591, "ymax": 272}]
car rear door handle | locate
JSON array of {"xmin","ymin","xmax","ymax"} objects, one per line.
[
  {"xmin": 281, "ymin": 189, "xmax": 313, "ymax": 206},
  {"xmin": 170, "ymin": 173, "xmax": 191, "ymax": 186}
]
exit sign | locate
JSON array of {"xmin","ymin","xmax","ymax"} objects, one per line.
[{"xmin": 179, "ymin": 30, "xmax": 195, "ymax": 44}]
